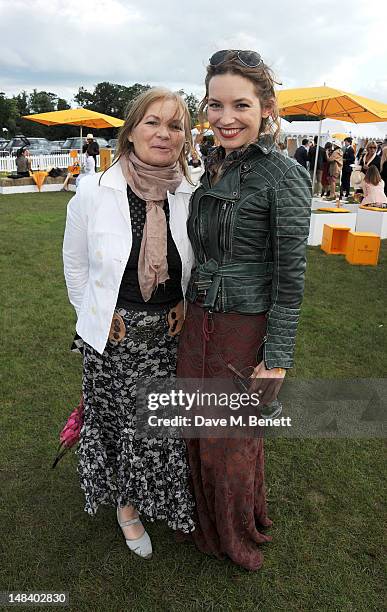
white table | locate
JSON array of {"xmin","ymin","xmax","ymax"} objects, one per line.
[
  {"xmin": 356, "ymin": 208, "xmax": 387, "ymax": 239},
  {"xmin": 342, "ymin": 203, "xmax": 360, "ymax": 213},
  {"xmin": 311, "ymin": 197, "xmax": 327, "ymax": 210},
  {"xmin": 312, "ymin": 198, "xmax": 360, "ymax": 214},
  {"xmin": 308, "ymin": 212, "xmax": 357, "ymax": 246}
]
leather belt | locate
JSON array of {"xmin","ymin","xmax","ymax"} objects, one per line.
[{"xmin": 194, "ymin": 258, "xmax": 274, "ymax": 309}]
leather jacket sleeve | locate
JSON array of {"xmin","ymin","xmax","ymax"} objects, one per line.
[{"xmin": 264, "ymin": 163, "xmax": 312, "ymax": 369}]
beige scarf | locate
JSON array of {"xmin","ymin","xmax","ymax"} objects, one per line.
[{"xmin": 120, "ymin": 152, "xmax": 183, "ymax": 301}]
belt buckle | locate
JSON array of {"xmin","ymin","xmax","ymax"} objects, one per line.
[{"xmin": 108, "ymin": 312, "xmax": 126, "ymax": 343}]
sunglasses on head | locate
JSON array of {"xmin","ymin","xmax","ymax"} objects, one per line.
[{"xmin": 209, "ymin": 49, "xmax": 263, "ymax": 68}]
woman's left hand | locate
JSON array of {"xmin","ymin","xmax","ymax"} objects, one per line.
[
  {"xmin": 251, "ymin": 361, "xmax": 286, "ymax": 380},
  {"xmin": 249, "ymin": 360, "xmax": 286, "ymax": 403}
]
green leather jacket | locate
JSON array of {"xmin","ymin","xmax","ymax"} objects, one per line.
[{"xmin": 186, "ymin": 139, "xmax": 312, "ymax": 369}]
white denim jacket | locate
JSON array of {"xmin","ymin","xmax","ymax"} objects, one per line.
[{"xmin": 63, "ymin": 161, "xmax": 195, "ymax": 354}]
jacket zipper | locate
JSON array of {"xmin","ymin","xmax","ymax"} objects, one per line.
[
  {"xmin": 195, "ymin": 193, "xmax": 207, "ymax": 262},
  {"xmin": 219, "ymin": 200, "xmax": 235, "ymax": 309}
]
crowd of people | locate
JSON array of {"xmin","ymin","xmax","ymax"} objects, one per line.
[
  {"xmin": 283, "ymin": 135, "xmax": 387, "ymax": 205},
  {"xmin": 6, "ymin": 134, "xmax": 100, "ymax": 188}
]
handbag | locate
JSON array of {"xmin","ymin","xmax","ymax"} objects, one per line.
[
  {"xmin": 51, "ymin": 396, "xmax": 84, "ymax": 468},
  {"xmin": 350, "ymin": 166, "xmax": 364, "ymax": 189}
]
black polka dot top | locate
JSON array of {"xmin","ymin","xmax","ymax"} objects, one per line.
[{"xmin": 116, "ymin": 186, "xmax": 183, "ymax": 310}]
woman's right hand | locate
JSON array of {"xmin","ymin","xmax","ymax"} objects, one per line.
[{"xmin": 167, "ymin": 301, "xmax": 184, "ymax": 336}]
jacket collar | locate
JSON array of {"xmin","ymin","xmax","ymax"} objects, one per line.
[
  {"xmin": 201, "ymin": 135, "xmax": 276, "ymax": 200},
  {"xmin": 98, "ymin": 159, "xmax": 194, "ymax": 194},
  {"xmin": 249, "ymin": 134, "xmax": 277, "ymax": 155},
  {"xmin": 99, "ymin": 160, "xmax": 127, "ymax": 191}
]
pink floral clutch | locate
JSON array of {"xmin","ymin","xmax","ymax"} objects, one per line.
[{"xmin": 51, "ymin": 396, "xmax": 84, "ymax": 468}]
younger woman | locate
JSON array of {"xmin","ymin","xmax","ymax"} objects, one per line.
[
  {"xmin": 362, "ymin": 166, "xmax": 387, "ymax": 207},
  {"xmin": 15, "ymin": 147, "xmax": 31, "ymax": 177},
  {"xmin": 177, "ymin": 50, "xmax": 311, "ymax": 571}
]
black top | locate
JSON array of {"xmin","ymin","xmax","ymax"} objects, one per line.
[
  {"xmin": 294, "ymin": 145, "xmax": 308, "ymax": 168},
  {"xmin": 360, "ymin": 154, "xmax": 381, "ymax": 174},
  {"xmin": 308, "ymin": 145, "xmax": 326, "ymax": 171},
  {"xmin": 116, "ymin": 186, "xmax": 183, "ymax": 310},
  {"xmin": 342, "ymin": 145, "xmax": 355, "ymax": 170}
]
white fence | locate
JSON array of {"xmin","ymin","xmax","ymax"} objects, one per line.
[{"xmin": 0, "ymin": 153, "xmax": 101, "ymax": 173}]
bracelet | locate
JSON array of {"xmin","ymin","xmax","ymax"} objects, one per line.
[{"xmin": 274, "ymin": 367, "xmax": 286, "ymax": 375}]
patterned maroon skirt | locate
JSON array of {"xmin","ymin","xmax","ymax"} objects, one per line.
[{"xmin": 176, "ymin": 302, "xmax": 272, "ymax": 571}]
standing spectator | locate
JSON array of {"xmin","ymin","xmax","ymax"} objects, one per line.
[
  {"xmin": 63, "ymin": 88, "xmax": 196, "ymax": 560},
  {"xmin": 75, "ymin": 151, "xmax": 96, "ymax": 188},
  {"xmin": 340, "ymin": 136, "xmax": 355, "ymax": 199},
  {"xmin": 83, "ymin": 133, "xmax": 99, "ymax": 171},
  {"xmin": 379, "ymin": 145, "xmax": 387, "ymax": 197},
  {"xmin": 278, "ymin": 141, "xmax": 289, "ymax": 157},
  {"xmin": 308, "ymin": 135, "xmax": 325, "ymax": 195},
  {"xmin": 327, "ymin": 140, "xmax": 343, "ymax": 199},
  {"xmin": 359, "ymin": 141, "xmax": 380, "ymax": 175},
  {"xmin": 294, "ymin": 138, "xmax": 309, "ymax": 168},
  {"xmin": 356, "ymin": 145, "xmax": 365, "ymax": 162},
  {"xmin": 199, "ymin": 134, "xmax": 215, "ymax": 165},
  {"xmin": 177, "ymin": 48, "xmax": 312, "ymax": 572},
  {"xmin": 321, "ymin": 142, "xmax": 332, "ymax": 197},
  {"xmin": 193, "ymin": 132, "xmax": 204, "ymax": 160}
]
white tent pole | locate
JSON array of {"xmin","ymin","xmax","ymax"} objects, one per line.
[
  {"xmin": 312, "ymin": 118, "xmax": 322, "ymax": 195},
  {"xmin": 79, "ymin": 125, "xmax": 83, "ymax": 164}
]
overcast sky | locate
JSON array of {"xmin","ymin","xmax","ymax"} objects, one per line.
[{"xmin": 1, "ymin": 0, "xmax": 387, "ymax": 136}]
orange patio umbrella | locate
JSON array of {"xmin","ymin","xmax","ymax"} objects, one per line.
[
  {"xmin": 23, "ymin": 108, "xmax": 124, "ymax": 159},
  {"xmin": 277, "ymin": 86, "xmax": 387, "ymax": 190},
  {"xmin": 31, "ymin": 170, "xmax": 48, "ymax": 192}
]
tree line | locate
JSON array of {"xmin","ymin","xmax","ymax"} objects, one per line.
[{"xmin": 0, "ymin": 82, "xmax": 200, "ymax": 140}]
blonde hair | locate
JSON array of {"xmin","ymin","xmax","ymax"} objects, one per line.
[
  {"xmin": 198, "ymin": 52, "xmax": 281, "ymax": 142},
  {"xmin": 113, "ymin": 87, "xmax": 192, "ymax": 181},
  {"xmin": 366, "ymin": 140, "xmax": 378, "ymax": 152}
]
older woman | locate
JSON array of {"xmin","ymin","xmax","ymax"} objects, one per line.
[
  {"xmin": 63, "ymin": 88, "xmax": 195, "ymax": 559},
  {"xmin": 359, "ymin": 140, "xmax": 381, "ymax": 175},
  {"xmin": 176, "ymin": 50, "xmax": 312, "ymax": 571}
]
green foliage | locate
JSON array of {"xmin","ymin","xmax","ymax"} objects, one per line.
[
  {"xmin": 74, "ymin": 82, "xmax": 152, "ymax": 138},
  {"xmin": 0, "ymin": 92, "xmax": 19, "ymax": 134},
  {"xmin": 1, "ymin": 82, "xmax": 200, "ymax": 140},
  {"xmin": 29, "ymin": 89, "xmax": 57, "ymax": 114},
  {"xmin": 178, "ymin": 90, "xmax": 200, "ymax": 124},
  {"xmin": 57, "ymin": 97, "xmax": 71, "ymax": 111}
]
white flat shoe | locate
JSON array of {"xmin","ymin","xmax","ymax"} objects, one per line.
[{"xmin": 116, "ymin": 508, "xmax": 153, "ymax": 560}]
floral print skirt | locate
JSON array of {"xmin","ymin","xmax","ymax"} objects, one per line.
[{"xmin": 77, "ymin": 306, "xmax": 195, "ymax": 533}]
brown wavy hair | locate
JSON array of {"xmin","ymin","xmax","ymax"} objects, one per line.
[
  {"xmin": 364, "ymin": 165, "xmax": 382, "ymax": 186},
  {"xmin": 198, "ymin": 51, "xmax": 281, "ymax": 142},
  {"xmin": 112, "ymin": 87, "xmax": 192, "ymax": 181}
]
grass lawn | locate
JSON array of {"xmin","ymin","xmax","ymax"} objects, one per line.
[{"xmin": 0, "ymin": 193, "xmax": 386, "ymax": 612}]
